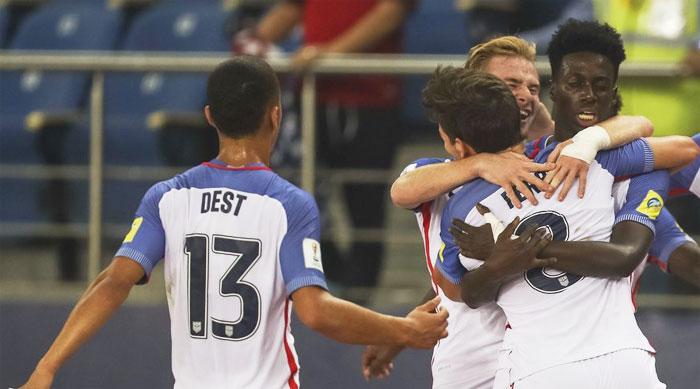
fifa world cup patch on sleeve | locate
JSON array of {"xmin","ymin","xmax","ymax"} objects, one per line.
[
  {"xmin": 123, "ymin": 217, "xmax": 143, "ymax": 243},
  {"xmin": 303, "ymin": 238, "xmax": 324, "ymax": 273},
  {"xmin": 636, "ymin": 190, "xmax": 663, "ymax": 220}
]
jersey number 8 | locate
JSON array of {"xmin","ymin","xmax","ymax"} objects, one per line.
[{"xmin": 515, "ymin": 211, "xmax": 583, "ymax": 293}]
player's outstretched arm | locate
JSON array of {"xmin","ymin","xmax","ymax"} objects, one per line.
[
  {"xmin": 451, "ymin": 215, "xmax": 654, "ymax": 278},
  {"xmin": 667, "ymin": 242, "xmax": 700, "ymax": 289},
  {"xmin": 292, "ymin": 286, "xmax": 448, "ymax": 349},
  {"xmin": 391, "ymin": 153, "xmax": 554, "ymax": 210},
  {"xmin": 539, "ymin": 221, "xmax": 653, "ymax": 277},
  {"xmin": 20, "ymin": 257, "xmax": 144, "ymax": 389},
  {"xmin": 460, "ymin": 218, "xmax": 555, "ymax": 308},
  {"xmin": 545, "ymin": 116, "xmax": 653, "ymax": 200},
  {"xmin": 361, "ymin": 287, "xmax": 436, "ymax": 380},
  {"xmin": 646, "ymin": 135, "xmax": 700, "ymax": 170}
]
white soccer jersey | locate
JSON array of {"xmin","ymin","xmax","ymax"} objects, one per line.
[
  {"xmin": 402, "ymin": 159, "xmax": 506, "ymax": 389},
  {"xmin": 116, "ymin": 160, "xmax": 327, "ymax": 389},
  {"xmin": 437, "ymin": 139, "xmax": 659, "ymax": 382}
]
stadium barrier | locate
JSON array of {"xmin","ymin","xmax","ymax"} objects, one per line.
[{"xmin": 0, "ymin": 50, "xmax": 682, "ymax": 280}]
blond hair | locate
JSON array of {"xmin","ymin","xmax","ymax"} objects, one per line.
[{"xmin": 465, "ymin": 36, "xmax": 536, "ymax": 71}]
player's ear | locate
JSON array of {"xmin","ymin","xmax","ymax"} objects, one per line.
[
  {"xmin": 454, "ymin": 138, "xmax": 476, "ymax": 159},
  {"xmin": 204, "ymin": 105, "xmax": 217, "ymax": 130},
  {"xmin": 270, "ymin": 104, "xmax": 282, "ymax": 129}
]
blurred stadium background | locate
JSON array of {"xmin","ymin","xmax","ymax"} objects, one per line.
[{"xmin": 1, "ymin": 0, "xmax": 698, "ymax": 387}]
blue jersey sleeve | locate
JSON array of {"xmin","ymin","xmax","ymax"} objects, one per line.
[
  {"xmin": 435, "ymin": 180, "xmax": 499, "ymax": 284},
  {"xmin": 279, "ymin": 190, "xmax": 328, "ymax": 296},
  {"xmin": 669, "ymin": 134, "xmax": 700, "ymax": 194},
  {"xmin": 595, "ymin": 138, "xmax": 654, "ymax": 178},
  {"xmin": 614, "ymin": 170, "xmax": 670, "ymax": 235},
  {"xmin": 115, "ymin": 182, "xmax": 168, "ymax": 283},
  {"xmin": 524, "ymin": 135, "xmax": 551, "ymax": 159},
  {"xmin": 648, "ymin": 209, "xmax": 695, "ymax": 272}
]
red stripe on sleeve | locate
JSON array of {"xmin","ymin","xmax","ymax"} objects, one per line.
[{"xmin": 420, "ymin": 202, "xmax": 438, "ymax": 292}]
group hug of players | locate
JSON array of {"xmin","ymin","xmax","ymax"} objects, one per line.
[{"xmin": 19, "ymin": 18, "xmax": 700, "ymax": 389}]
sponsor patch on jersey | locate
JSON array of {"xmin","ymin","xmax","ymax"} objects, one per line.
[
  {"xmin": 303, "ymin": 238, "xmax": 324, "ymax": 272},
  {"xmin": 636, "ymin": 190, "xmax": 664, "ymax": 220},
  {"xmin": 123, "ymin": 217, "xmax": 143, "ymax": 243}
]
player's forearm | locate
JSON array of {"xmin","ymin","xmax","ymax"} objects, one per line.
[
  {"xmin": 34, "ymin": 270, "xmax": 134, "ymax": 376},
  {"xmin": 540, "ymin": 222, "xmax": 653, "ymax": 277},
  {"xmin": 540, "ymin": 241, "xmax": 646, "ymax": 278},
  {"xmin": 255, "ymin": 1, "xmax": 303, "ymax": 43},
  {"xmin": 325, "ymin": 0, "xmax": 409, "ymax": 53},
  {"xmin": 647, "ymin": 135, "xmax": 700, "ymax": 170},
  {"xmin": 459, "ymin": 265, "xmax": 505, "ymax": 308},
  {"xmin": 391, "ymin": 158, "xmax": 479, "ymax": 209},
  {"xmin": 303, "ymin": 292, "xmax": 412, "ymax": 346},
  {"xmin": 599, "ymin": 115, "xmax": 653, "ymax": 148},
  {"xmin": 668, "ymin": 242, "xmax": 700, "ymax": 289}
]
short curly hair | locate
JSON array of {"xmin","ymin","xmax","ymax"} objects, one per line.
[{"xmin": 547, "ymin": 19, "xmax": 626, "ymax": 81}]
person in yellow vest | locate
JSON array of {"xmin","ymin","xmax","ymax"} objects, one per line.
[{"xmin": 594, "ymin": 0, "xmax": 699, "ymax": 136}]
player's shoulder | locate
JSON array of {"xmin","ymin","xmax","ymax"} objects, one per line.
[
  {"xmin": 444, "ymin": 178, "xmax": 499, "ymax": 220},
  {"xmin": 265, "ymin": 174, "xmax": 318, "ymax": 216},
  {"xmin": 525, "ymin": 135, "xmax": 553, "ymax": 159},
  {"xmin": 401, "ymin": 157, "xmax": 450, "ymax": 174}
]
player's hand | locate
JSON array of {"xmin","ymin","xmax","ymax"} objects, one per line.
[
  {"xmin": 450, "ymin": 219, "xmax": 494, "ymax": 260},
  {"xmin": 545, "ymin": 140, "xmax": 589, "ymax": 201},
  {"xmin": 361, "ymin": 344, "xmax": 403, "ymax": 381},
  {"xmin": 19, "ymin": 368, "xmax": 54, "ymax": 389},
  {"xmin": 483, "ymin": 217, "xmax": 556, "ymax": 278},
  {"xmin": 403, "ymin": 296, "xmax": 448, "ymax": 349},
  {"xmin": 474, "ymin": 152, "xmax": 555, "ymax": 208}
]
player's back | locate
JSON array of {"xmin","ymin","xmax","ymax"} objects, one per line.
[
  {"xmin": 128, "ymin": 160, "xmax": 324, "ymax": 388},
  {"xmin": 405, "ymin": 158, "xmax": 506, "ymax": 388},
  {"xmin": 437, "ymin": 139, "xmax": 656, "ymax": 381}
]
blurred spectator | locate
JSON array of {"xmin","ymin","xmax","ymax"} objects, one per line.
[{"xmin": 233, "ymin": 0, "xmax": 415, "ymax": 297}]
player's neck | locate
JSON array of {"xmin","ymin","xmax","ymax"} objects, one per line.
[
  {"xmin": 216, "ymin": 136, "xmax": 271, "ymax": 167},
  {"xmin": 554, "ymin": 127, "xmax": 577, "ymax": 142}
]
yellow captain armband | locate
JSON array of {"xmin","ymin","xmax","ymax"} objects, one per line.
[
  {"xmin": 636, "ymin": 190, "xmax": 664, "ymax": 220},
  {"xmin": 123, "ymin": 217, "xmax": 144, "ymax": 243}
]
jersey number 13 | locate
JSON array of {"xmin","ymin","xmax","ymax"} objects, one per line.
[{"xmin": 185, "ymin": 234, "xmax": 262, "ymax": 341}]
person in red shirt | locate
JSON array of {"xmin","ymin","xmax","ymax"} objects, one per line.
[{"xmin": 236, "ymin": 0, "xmax": 416, "ymax": 294}]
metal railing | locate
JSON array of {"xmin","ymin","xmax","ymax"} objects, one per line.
[{"xmin": 0, "ymin": 50, "xmax": 684, "ymax": 280}]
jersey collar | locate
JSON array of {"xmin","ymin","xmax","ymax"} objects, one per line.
[{"xmin": 203, "ymin": 159, "xmax": 272, "ymax": 171}]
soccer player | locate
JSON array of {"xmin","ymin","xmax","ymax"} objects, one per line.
[
  {"xmin": 390, "ymin": 35, "xmax": 660, "ymax": 211},
  {"xmin": 436, "ymin": 21, "xmax": 691, "ymax": 388},
  {"xmin": 432, "ymin": 71, "xmax": 666, "ymax": 389},
  {"xmin": 643, "ymin": 133, "xmax": 700, "ymax": 289},
  {"xmin": 363, "ymin": 34, "xmax": 695, "ymax": 383},
  {"xmin": 19, "ymin": 57, "xmax": 449, "ymax": 389}
]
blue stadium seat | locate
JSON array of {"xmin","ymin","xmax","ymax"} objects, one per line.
[
  {"xmin": 0, "ymin": 4, "xmax": 122, "ymax": 225},
  {"xmin": 100, "ymin": 2, "xmax": 231, "ymax": 222},
  {"xmin": 0, "ymin": 3, "xmax": 122, "ymax": 164},
  {"xmin": 401, "ymin": 3, "xmax": 472, "ymax": 131}
]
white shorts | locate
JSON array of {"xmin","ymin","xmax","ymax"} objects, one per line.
[{"xmin": 502, "ymin": 349, "xmax": 665, "ymax": 389}]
